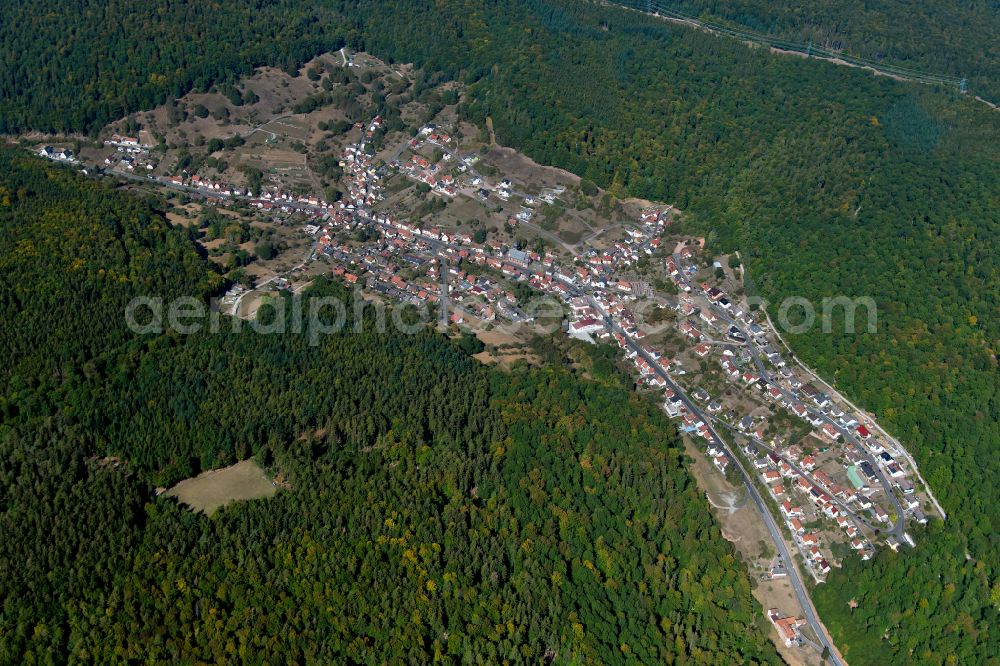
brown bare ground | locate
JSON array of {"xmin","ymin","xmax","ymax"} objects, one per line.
[
  {"xmin": 475, "ymin": 328, "xmax": 522, "ymax": 346},
  {"xmin": 484, "ymin": 146, "xmax": 583, "ymax": 192},
  {"xmin": 683, "ymin": 437, "xmax": 821, "ymax": 666}
]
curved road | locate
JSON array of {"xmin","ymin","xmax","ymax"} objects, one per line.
[
  {"xmin": 714, "ymin": 419, "xmax": 879, "ymax": 535},
  {"xmin": 699, "ymin": 293, "xmax": 905, "ymax": 539},
  {"xmin": 101, "ymin": 156, "xmax": 847, "ymax": 660},
  {"xmin": 758, "ymin": 305, "xmax": 947, "ymax": 521},
  {"xmin": 586, "ymin": 295, "xmax": 845, "ymax": 666}
]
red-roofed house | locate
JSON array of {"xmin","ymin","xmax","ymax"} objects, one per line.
[
  {"xmin": 767, "ymin": 610, "xmax": 806, "ymax": 647},
  {"xmin": 780, "ymin": 501, "xmax": 803, "ymax": 518}
]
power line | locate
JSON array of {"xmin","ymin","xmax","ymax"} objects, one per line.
[
  {"xmin": 645, "ymin": 0, "xmax": 964, "ymax": 85},
  {"xmin": 613, "ymin": 0, "xmax": 966, "ymax": 91}
]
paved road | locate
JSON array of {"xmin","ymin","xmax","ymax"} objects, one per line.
[
  {"xmin": 586, "ymin": 295, "xmax": 844, "ymax": 666},
  {"xmin": 625, "ymin": 1, "xmax": 973, "ymax": 100},
  {"xmin": 438, "ymin": 255, "xmax": 450, "ymax": 327},
  {"xmin": 697, "ymin": 290, "xmax": 905, "ymax": 540},
  {"xmin": 100, "ymin": 159, "xmax": 844, "ymax": 660},
  {"xmin": 103, "ymin": 153, "xmax": 850, "ymax": 656},
  {"xmin": 107, "ymin": 170, "xmax": 902, "ymax": 542},
  {"xmin": 759, "ymin": 305, "xmax": 947, "ymax": 522},
  {"xmin": 398, "ymin": 136, "xmax": 583, "ymax": 255},
  {"xmin": 387, "ymin": 135, "xmax": 415, "ymax": 164},
  {"xmin": 232, "ymin": 237, "xmax": 319, "ymax": 316},
  {"xmin": 714, "ymin": 419, "xmax": 879, "ymax": 535},
  {"xmin": 517, "ymin": 218, "xmax": 580, "ymax": 255},
  {"xmin": 579, "ymin": 222, "xmax": 622, "ymax": 245}
]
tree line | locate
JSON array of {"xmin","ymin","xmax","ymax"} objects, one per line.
[
  {"xmin": 1, "ymin": 0, "xmax": 996, "ymax": 659},
  {"xmin": 0, "ymin": 149, "xmax": 779, "ymax": 663}
]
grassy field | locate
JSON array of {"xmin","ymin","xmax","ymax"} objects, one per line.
[{"xmin": 163, "ymin": 459, "xmax": 277, "ymax": 515}]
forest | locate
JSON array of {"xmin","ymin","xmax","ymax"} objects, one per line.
[
  {"xmin": 0, "ymin": 0, "xmax": 348, "ymax": 134},
  {"xmin": 1, "ymin": 0, "xmax": 997, "ymax": 661},
  {"xmin": 2, "ymin": 0, "xmax": 997, "ymax": 136},
  {"xmin": 614, "ymin": 0, "xmax": 1000, "ymax": 102},
  {"xmin": 0, "ymin": 149, "xmax": 779, "ymax": 662},
  {"xmin": 356, "ymin": 4, "xmax": 1000, "ymax": 661}
]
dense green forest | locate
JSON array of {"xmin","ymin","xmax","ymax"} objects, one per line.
[
  {"xmin": 0, "ymin": 0, "xmax": 347, "ymax": 134},
  {"xmin": 0, "ymin": 150, "xmax": 779, "ymax": 662},
  {"xmin": 2, "ymin": 0, "xmax": 998, "ymax": 661},
  {"xmin": 356, "ymin": 3, "xmax": 1000, "ymax": 661},
  {"xmin": 7, "ymin": 0, "xmax": 995, "ymax": 136},
  {"xmin": 617, "ymin": 0, "xmax": 1000, "ymax": 102}
]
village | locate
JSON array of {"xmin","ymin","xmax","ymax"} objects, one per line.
[
  {"xmin": 36, "ymin": 50, "xmax": 943, "ymax": 662},
  {"xmin": 305, "ymin": 115, "xmax": 933, "ymax": 576},
  {"xmin": 302, "ymin": 116, "xmax": 936, "ymax": 658}
]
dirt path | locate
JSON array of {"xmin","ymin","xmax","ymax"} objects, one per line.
[{"xmin": 485, "ymin": 116, "xmax": 496, "ymax": 146}]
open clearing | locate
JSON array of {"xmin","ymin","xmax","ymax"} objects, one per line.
[
  {"xmin": 472, "ymin": 328, "xmax": 542, "ymax": 369},
  {"xmin": 164, "ymin": 459, "xmax": 277, "ymax": 515}
]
